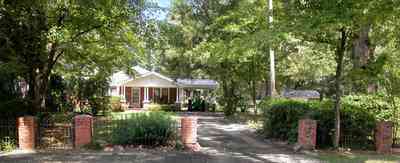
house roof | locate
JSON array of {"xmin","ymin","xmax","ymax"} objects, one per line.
[
  {"xmin": 176, "ymin": 79, "xmax": 218, "ymax": 89},
  {"xmin": 109, "ymin": 71, "xmax": 132, "ymax": 86},
  {"xmin": 111, "ymin": 65, "xmax": 218, "ymax": 89},
  {"xmin": 132, "ymin": 66, "xmax": 150, "ymax": 76},
  {"xmin": 282, "ymin": 90, "xmax": 320, "ymax": 99}
]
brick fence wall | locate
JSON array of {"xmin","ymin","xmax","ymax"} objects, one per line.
[
  {"xmin": 17, "ymin": 116, "xmax": 36, "ymax": 151},
  {"xmin": 74, "ymin": 115, "xmax": 93, "ymax": 148},
  {"xmin": 298, "ymin": 119, "xmax": 317, "ymax": 150},
  {"xmin": 375, "ymin": 121, "xmax": 393, "ymax": 154},
  {"xmin": 181, "ymin": 116, "xmax": 200, "ymax": 151}
]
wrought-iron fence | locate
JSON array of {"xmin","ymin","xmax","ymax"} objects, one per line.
[
  {"xmin": 394, "ymin": 123, "xmax": 400, "ymax": 147},
  {"xmin": 340, "ymin": 134, "xmax": 375, "ymax": 150},
  {"xmin": 36, "ymin": 119, "xmax": 73, "ymax": 150},
  {"xmin": 0, "ymin": 119, "xmax": 18, "ymax": 150},
  {"xmin": 93, "ymin": 115, "xmax": 178, "ymax": 147}
]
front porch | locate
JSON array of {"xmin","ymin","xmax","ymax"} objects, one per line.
[{"xmin": 118, "ymin": 86, "xmax": 183, "ymax": 109}]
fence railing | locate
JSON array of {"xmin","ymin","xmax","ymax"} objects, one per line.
[
  {"xmin": 340, "ymin": 134, "xmax": 375, "ymax": 150},
  {"xmin": 36, "ymin": 119, "xmax": 73, "ymax": 150},
  {"xmin": 93, "ymin": 114, "xmax": 179, "ymax": 147},
  {"xmin": 0, "ymin": 119, "xmax": 18, "ymax": 150}
]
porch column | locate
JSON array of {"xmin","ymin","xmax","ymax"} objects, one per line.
[
  {"xmin": 123, "ymin": 86, "xmax": 126, "ymax": 101},
  {"xmin": 144, "ymin": 87, "xmax": 149, "ymax": 103},
  {"xmin": 167, "ymin": 88, "xmax": 170, "ymax": 103},
  {"xmin": 176, "ymin": 88, "xmax": 180, "ymax": 103}
]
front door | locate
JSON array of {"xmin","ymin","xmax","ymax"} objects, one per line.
[{"xmin": 131, "ymin": 88, "xmax": 141, "ymax": 108}]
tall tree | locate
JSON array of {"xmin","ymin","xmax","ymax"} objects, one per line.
[
  {"xmin": 277, "ymin": 0, "xmax": 399, "ymax": 148},
  {"xmin": 0, "ymin": 0, "xmax": 142, "ymax": 113}
]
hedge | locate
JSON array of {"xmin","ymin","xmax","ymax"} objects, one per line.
[
  {"xmin": 110, "ymin": 112, "xmax": 178, "ymax": 146},
  {"xmin": 260, "ymin": 95, "xmax": 394, "ymax": 149}
]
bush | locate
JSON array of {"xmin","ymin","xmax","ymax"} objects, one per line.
[
  {"xmin": 261, "ymin": 98, "xmax": 319, "ymax": 143},
  {"xmin": 110, "ymin": 112, "xmax": 178, "ymax": 146},
  {"xmin": 147, "ymin": 104, "xmax": 175, "ymax": 112},
  {"xmin": 110, "ymin": 96, "xmax": 123, "ymax": 112},
  {"xmin": 261, "ymin": 97, "xmax": 379, "ymax": 149},
  {"xmin": 0, "ymin": 137, "xmax": 16, "ymax": 152}
]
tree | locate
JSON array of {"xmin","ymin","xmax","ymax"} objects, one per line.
[
  {"xmin": 277, "ymin": 0, "xmax": 399, "ymax": 148},
  {"xmin": 0, "ymin": 0, "xmax": 142, "ymax": 113}
]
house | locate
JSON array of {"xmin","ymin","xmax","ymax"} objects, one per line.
[
  {"xmin": 282, "ymin": 90, "xmax": 320, "ymax": 100},
  {"xmin": 109, "ymin": 66, "xmax": 218, "ymax": 109}
]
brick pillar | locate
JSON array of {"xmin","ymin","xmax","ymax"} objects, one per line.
[
  {"xmin": 298, "ymin": 119, "xmax": 317, "ymax": 150},
  {"xmin": 375, "ymin": 121, "xmax": 393, "ymax": 154},
  {"xmin": 74, "ymin": 115, "xmax": 93, "ymax": 148},
  {"xmin": 17, "ymin": 116, "xmax": 36, "ymax": 151},
  {"xmin": 181, "ymin": 116, "xmax": 201, "ymax": 151}
]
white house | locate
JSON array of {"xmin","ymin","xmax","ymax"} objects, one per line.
[{"xmin": 109, "ymin": 66, "xmax": 217, "ymax": 109}]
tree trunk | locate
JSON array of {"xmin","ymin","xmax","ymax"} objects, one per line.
[
  {"xmin": 251, "ymin": 80, "xmax": 257, "ymax": 114},
  {"xmin": 28, "ymin": 69, "xmax": 48, "ymax": 114},
  {"xmin": 267, "ymin": 0, "xmax": 278, "ymax": 97},
  {"xmin": 334, "ymin": 28, "xmax": 347, "ymax": 149},
  {"xmin": 352, "ymin": 24, "xmax": 377, "ymax": 93}
]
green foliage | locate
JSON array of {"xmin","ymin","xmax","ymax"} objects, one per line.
[
  {"xmin": 0, "ymin": 0, "xmax": 143, "ymax": 112},
  {"xmin": 110, "ymin": 112, "xmax": 178, "ymax": 146},
  {"xmin": 110, "ymin": 96, "xmax": 123, "ymax": 112},
  {"xmin": 261, "ymin": 97, "xmax": 382, "ymax": 148},
  {"xmin": 147, "ymin": 104, "xmax": 175, "ymax": 112},
  {"xmin": 82, "ymin": 140, "xmax": 103, "ymax": 151},
  {"xmin": 0, "ymin": 137, "xmax": 16, "ymax": 152},
  {"xmin": 261, "ymin": 98, "xmax": 319, "ymax": 142}
]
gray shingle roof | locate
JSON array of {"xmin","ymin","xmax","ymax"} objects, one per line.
[
  {"xmin": 177, "ymin": 79, "xmax": 218, "ymax": 89},
  {"xmin": 282, "ymin": 90, "xmax": 320, "ymax": 99}
]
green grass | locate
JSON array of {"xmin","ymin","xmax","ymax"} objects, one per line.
[{"xmin": 313, "ymin": 151, "xmax": 400, "ymax": 163}]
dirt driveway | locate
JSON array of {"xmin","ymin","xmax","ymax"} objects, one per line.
[{"xmin": 0, "ymin": 112, "xmax": 321, "ymax": 163}]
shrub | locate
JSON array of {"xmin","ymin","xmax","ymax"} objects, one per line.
[
  {"xmin": 110, "ymin": 112, "xmax": 178, "ymax": 146},
  {"xmin": 110, "ymin": 96, "xmax": 123, "ymax": 112},
  {"xmin": 147, "ymin": 104, "xmax": 175, "ymax": 112},
  {"xmin": 82, "ymin": 140, "xmax": 103, "ymax": 150},
  {"xmin": 261, "ymin": 98, "xmax": 318, "ymax": 143},
  {"xmin": 0, "ymin": 137, "xmax": 16, "ymax": 152},
  {"xmin": 261, "ymin": 97, "xmax": 379, "ymax": 149}
]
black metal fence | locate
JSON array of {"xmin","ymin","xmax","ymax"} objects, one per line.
[
  {"xmin": 340, "ymin": 134, "xmax": 375, "ymax": 150},
  {"xmin": 93, "ymin": 114, "xmax": 178, "ymax": 147},
  {"xmin": 36, "ymin": 119, "xmax": 73, "ymax": 150},
  {"xmin": 394, "ymin": 124, "xmax": 400, "ymax": 147},
  {"xmin": 0, "ymin": 119, "xmax": 18, "ymax": 150}
]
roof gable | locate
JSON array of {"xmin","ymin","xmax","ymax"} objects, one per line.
[{"xmin": 121, "ymin": 73, "xmax": 177, "ymax": 87}]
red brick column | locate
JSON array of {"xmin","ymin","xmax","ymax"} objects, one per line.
[
  {"xmin": 74, "ymin": 115, "xmax": 93, "ymax": 148},
  {"xmin": 17, "ymin": 116, "xmax": 37, "ymax": 151},
  {"xmin": 181, "ymin": 116, "xmax": 201, "ymax": 151},
  {"xmin": 375, "ymin": 121, "xmax": 393, "ymax": 154},
  {"xmin": 298, "ymin": 119, "xmax": 317, "ymax": 150}
]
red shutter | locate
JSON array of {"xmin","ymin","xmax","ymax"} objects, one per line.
[
  {"xmin": 126, "ymin": 87, "xmax": 132, "ymax": 105},
  {"xmin": 140, "ymin": 87, "xmax": 144, "ymax": 108},
  {"xmin": 149, "ymin": 87, "xmax": 154, "ymax": 101}
]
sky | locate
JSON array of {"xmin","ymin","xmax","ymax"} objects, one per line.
[{"xmin": 155, "ymin": 0, "xmax": 171, "ymax": 20}]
